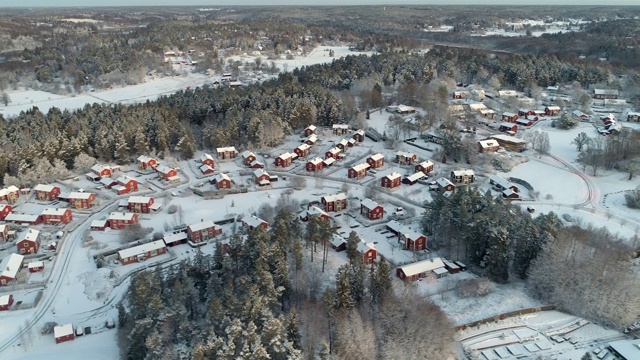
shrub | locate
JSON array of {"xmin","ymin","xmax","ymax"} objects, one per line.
[
  {"xmin": 167, "ymin": 204, "xmax": 178, "ymax": 214},
  {"xmin": 457, "ymin": 277, "xmax": 493, "ymax": 298},
  {"xmin": 625, "ymin": 190, "xmax": 640, "ymax": 209}
]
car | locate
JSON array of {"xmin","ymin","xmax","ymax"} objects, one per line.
[{"xmin": 76, "ymin": 325, "xmax": 84, "ymax": 337}]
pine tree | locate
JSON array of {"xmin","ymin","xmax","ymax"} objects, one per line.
[
  {"xmin": 286, "ymin": 309, "xmax": 302, "ymax": 349},
  {"xmin": 345, "ymin": 231, "xmax": 361, "ymax": 264},
  {"xmin": 334, "ymin": 266, "xmax": 354, "ymax": 309}
]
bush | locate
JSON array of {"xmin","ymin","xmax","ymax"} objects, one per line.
[
  {"xmin": 625, "ymin": 190, "xmax": 640, "ymax": 209},
  {"xmin": 167, "ymin": 204, "xmax": 178, "ymax": 214},
  {"xmin": 41, "ymin": 322, "xmax": 58, "ymax": 335},
  {"xmin": 457, "ymin": 277, "xmax": 493, "ymax": 298}
]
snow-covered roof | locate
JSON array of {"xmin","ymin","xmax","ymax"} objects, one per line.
[
  {"xmin": 306, "ymin": 134, "xmax": 318, "ymax": 143},
  {"xmin": 54, "ymin": 324, "xmax": 74, "ymax": 339},
  {"xmin": 118, "ymin": 240, "xmax": 165, "ymax": 260},
  {"xmin": 69, "ymin": 191, "xmax": 93, "ymax": 200},
  {"xmin": 33, "ymin": 184, "xmax": 57, "ymax": 192},
  {"xmin": 384, "ymin": 172, "xmax": 402, "ymax": 181},
  {"xmin": 369, "ymin": 153, "xmax": 384, "ymax": 161},
  {"xmin": 322, "ymin": 193, "xmax": 347, "ymax": 203},
  {"xmin": 491, "ymin": 134, "xmax": 527, "ymax": 144},
  {"xmin": 5, "ymin": 213, "xmax": 40, "ymax": 223},
  {"xmin": 277, "ymin": 152, "xmax": 294, "ymax": 160},
  {"xmin": 397, "ymin": 104, "xmax": 415, "ymax": 112},
  {"xmin": 242, "ymin": 215, "xmax": 267, "ymax": 228},
  {"xmin": 502, "ymin": 112, "xmax": 517, "ymax": 117},
  {"xmin": 357, "ymin": 241, "xmax": 376, "ymax": 254},
  {"xmin": 0, "ymin": 224, "xmax": 6, "ymax": 232},
  {"xmin": 401, "ymin": 231, "xmax": 425, "ymax": 241},
  {"xmin": 216, "ymin": 146, "xmax": 237, "ymax": 152},
  {"xmin": 348, "ymin": 138, "xmax": 357, "ymax": 144},
  {"xmin": 361, "ymin": 198, "xmax": 379, "ymax": 210},
  {"xmin": 27, "ymin": 261, "xmax": 44, "ymax": 269},
  {"xmin": 296, "ymin": 143, "xmax": 311, "ymax": 151},
  {"xmin": 200, "ymin": 165, "xmax": 214, "ymax": 173},
  {"xmin": 91, "ymin": 220, "xmax": 107, "ymax": 228},
  {"xmin": 156, "ymin": 164, "xmax": 174, "ymax": 175},
  {"xmin": 85, "ymin": 172, "xmax": 100, "ymax": 180},
  {"xmin": 0, "ymin": 254, "xmax": 24, "ymax": 279},
  {"xmin": 327, "ymin": 147, "xmax": 342, "ymax": 155},
  {"xmin": 305, "ymin": 125, "xmax": 317, "ymax": 131},
  {"xmin": 479, "ymin": 109, "xmax": 496, "ymax": 114},
  {"xmin": 215, "ymin": 173, "xmax": 230, "ymax": 182},
  {"xmin": 498, "ymin": 90, "xmax": 517, "ymax": 96},
  {"xmin": 308, "ymin": 157, "xmax": 324, "ymax": 166},
  {"xmin": 330, "ymin": 235, "xmax": 345, "ymax": 248},
  {"xmin": 627, "ymin": 111, "xmax": 640, "ymax": 117},
  {"xmin": 91, "ymin": 164, "xmax": 110, "ymax": 173},
  {"xmin": 351, "ymin": 163, "xmax": 370, "ymax": 172},
  {"xmin": 593, "ymin": 89, "xmax": 618, "ymax": 95},
  {"xmin": 99, "ymin": 177, "xmax": 115, "ymax": 187},
  {"xmin": 201, "ymin": 153, "xmax": 214, "ymax": 162},
  {"xmin": 254, "ymin": 169, "xmax": 269, "ymax": 178},
  {"xmin": 332, "ymin": 124, "xmax": 349, "ymax": 129},
  {"xmin": 397, "ymin": 258, "xmax": 445, "ymax": 277},
  {"xmin": 116, "ymin": 175, "xmax": 136, "ymax": 184},
  {"xmin": 490, "ymin": 175, "xmax": 512, "ymax": 189},
  {"xmin": 396, "ymin": 151, "xmax": 415, "ymax": 158},
  {"xmin": 0, "ymin": 295, "xmax": 12, "ymax": 306},
  {"xmin": 308, "ymin": 206, "xmax": 328, "ymax": 217},
  {"xmin": 546, "ymin": 105, "xmax": 561, "ymax": 110},
  {"xmin": 452, "ymin": 169, "xmax": 475, "ymax": 177},
  {"xmin": 108, "ymin": 212, "xmax": 137, "ymax": 221},
  {"xmin": 468, "ymin": 103, "xmax": 487, "ymax": 111},
  {"xmin": 323, "ymin": 158, "xmax": 336, "ymax": 166},
  {"xmin": 241, "ymin": 150, "xmax": 255, "ymax": 158},
  {"xmin": 137, "ymin": 155, "xmax": 155, "ymax": 163},
  {"xmin": 0, "ymin": 186, "xmax": 19, "ymax": 196},
  {"xmin": 150, "ymin": 202, "xmax": 162, "ymax": 211},
  {"xmin": 41, "ymin": 208, "xmax": 68, "ymax": 216},
  {"xmin": 128, "ymin": 196, "xmax": 153, "ymax": 204},
  {"xmin": 163, "ymin": 232, "xmax": 187, "ymax": 244},
  {"xmin": 503, "ymin": 189, "xmax": 519, "ymax": 197},
  {"xmin": 436, "ymin": 177, "xmax": 454, "ymax": 187},
  {"xmin": 250, "ymin": 160, "xmax": 264, "ymax": 167},
  {"xmin": 406, "ymin": 172, "xmax": 426, "ymax": 182},
  {"xmin": 607, "ymin": 339, "xmax": 640, "ymax": 360},
  {"xmin": 338, "ymin": 139, "xmax": 349, "ymax": 147},
  {"xmin": 354, "ymin": 129, "xmax": 365, "ymax": 136},
  {"xmin": 188, "ymin": 220, "xmax": 218, "ymax": 232},
  {"xmin": 478, "ymin": 139, "xmax": 499, "ymax": 148},
  {"xmin": 386, "ymin": 220, "xmax": 403, "ymax": 233}
]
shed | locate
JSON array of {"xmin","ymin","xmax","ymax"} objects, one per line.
[
  {"xmin": 0, "ymin": 294, "xmax": 13, "ymax": 311},
  {"xmin": 54, "ymin": 324, "xmax": 75, "ymax": 344}
]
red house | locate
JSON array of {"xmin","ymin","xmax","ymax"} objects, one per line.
[
  {"xmin": 0, "ymin": 186, "xmax": 20, "ymax": 204},
  {"xmin": 275, "ymin": 152, "xmax": 294, "ymax": 167},
  {"xmin": 213, "ymin": 173, "xmax": 232, "ymax": 189},
  {"xmin": 0, "ymin": 204, "xmax": 12, "ymax": 221},
  {"xmin": 396, "ymin": 258, "xmax": 446, "ymax": 281},
  {"xmin": 137, "ymin": 155, "xmax": 158, "ymax": 170},
  {"xmin": 360, "ymin": 198, "xmax": 383, "ymax": 220},
  {"xmin": 415, "ymin": 160, "xmax": 434, "ymax": 174},
  {"xmin": 348, "ymin": 163, "xmax": 370, "ymax": 179},
  {"xmin": 518, "ymin": 108, "xmax": 534, "ymax": 117},
  {"xmin": 436, "ymin": 177, "xmax": 456, "ymax": 193},
  {"xmin": 306, "ymin": 157, "xmax": 324, "ymax": 172},
  {"xmin": 305, "ymin": 134, "xmax": 318, "ymax": 146},
  {"xmin": 217, "ymin": 146, "xmax": 238, "ymax": 160},
  {"xmin": 0, "ymin": 224, "xmax": 8, "ymax": 241},
  {"xmin": 399, "ymin": 230, "xmax": 427, "ymax": 251},
  {"xmin": 357, "ymin": 242, "xmax": 377, "ymax": 265},
  {"xmin": 117, "ymin": 240, "xmax": 166, "ymax": 265},
  {"xmin": 114, "ymin": 175, "xmax": 139, "ymax": 195},
  {"xmin": 516, "ymin": 118, "xmax": 533, "ymax": 127},
  {"xmin": 366, "ymin": 153, "xmax": 385, "ymax": 169},
  {"xmin": 241, "ymin": 215, "xmax": 269, "ymax": 231},
  {"xmin": 396, "ymin": 151, "xmax": 416, "ymax": 165},
  {"xmin": 241, "ymin": 150, "xmax": 257, "ymax": 165},
  {"xmin": 299, "ymin": 206, "xmax": 330, "ymax": 222},
  {"xmin": 336, "ymin": 139, "xmax": 349, "ymax": 151},
  {"xmin": 0, "ymin": 294, "xmax": 14, "ymax": 311},
  {"xmin": 499, "ymin": 122, "xmax": 518, "ymax": 133},
  {"xmin": 200, "ymin": 165, "xmax": 215, "ymax": 175},
  {"xmin": 187, "ymin": 220, "xmax": 222, "ymax": 245},
  {"xmin": 352, "ymin": 129, "xmax": 365, "ymax": 142},
  {"xmin": 99, "ymin": 177, "xmax": 117, "ymax": 189},
  {"xmin": 201, "ymin": 153, "xmax": 215, "ymax": 168},
  {"xmin": 321, "ymin": 193, "xmax": 347, "ymax": 212},
  {"xmin": 17, "ymin": 229, "xmax": 40, "ymax": 254},
  {"xmin": 69, "ymin": 192, "xmax": 96, "ymax": 209},
  {"xmin": 33, "ymin": 184, "xmax": 60, "ymax": 201},
  {"xmin": 90, "ymin": 219, "xmax": 108, "ymax": 231},
  {"xmin": 381, "ymin": 172, "xmax": 402, "ymax": 189},
  {"xmin": 253, "ymin": 169, "xmax": 271, "ymax": 185},
  {"xmin": 156, "ymin": 165, "xmax": 178, "ymax": 181},
  {"xmin": 41, "ymin": 208, "xmax": 73, "ymax": 225},
  {"xmin": 325, "ymin": 147, "xmax": 342, "ymax": 159},
  {"xmin": 303, "ymin": 125, "xmax": 316, "ymax": 137},
  {"xmin": 545, "ymin": 106, "xmax": 561, "ymax": 116},
  {"xmin": 91, "ymin": 164, "xmax": 113, "ymax": 178},
  {"xmin": 250, "ymin": 160, "xmax": 264, "ymax": 169},
  {"xmin": 501, "ymin": 112, "xmax": 518, "ymax": 122},
  {"xmin": 0, "ymin": 254, "xmax": 23, "ymax": 286},
  {"xmin": 127, "ymin": 196, "xmax": 154, "ymax": 213},
  {"xmin": 108, "ymin": 212, "xmax": 139, "ymax": 229},
  {"xmin": 294, "ymin": 144, "xmax": 311, "ymax": 158},
  {"xmin": 28, "ymin": 261, "xmax": 44, "ymax": 273},
  {"xmin": 54, "ymin": 324, "xmax": 75, "ymax": 344}
]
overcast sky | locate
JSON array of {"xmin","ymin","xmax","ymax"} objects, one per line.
[{"xmin": 1, "ymin": 0, "xmax": 638, "ymax": 7}]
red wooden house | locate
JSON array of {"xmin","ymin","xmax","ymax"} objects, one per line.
[
  {"xmin": 518, "ymin": 108, "xmax": 534, "ymax": 117},
  {"xmin": 99, "ymin": 177, "xmax": 117, "ymax": 190},
  {"xmin": 156, "ymin": 165, "xmax": 178, "ymax": 180},
  {"xmin": 201, "ymin": 153, "xmax": 215, "ymax": 168},
  {"xmin": 321, "ymin": 193, "xmax": 347, "ymax": 212},
  {"xmin": 114, "ymin": 175, "xmax": 139, "ymax": 195},
  {"xmin": 325, "ymin": 147, "xmax": 342, "ymax": 159},
  {"xmin": 0, "ymin": 294, "xmax": 14, "ymax": 311},
  {"xmin": 69, "ymin": 192, "xmax": 96, "ymax": 209},
  {"xmin": 187, "ymin": 220, "xmax": 222, "ymax": 245},
  {"xmin": 381, "ymin": 172, "xmax": 402, "ymax": 189},
  {"xmin": 360, "ymin": 198, "xmax": 383, "ymax": 220},
  {"xmin": 293, "ymin": 144, "xmax": 311, "ymax": 158},
  {"xmin": 0, "ymin": 224, "xmax": 8, "ymax": 241},
  {"xmin": 249, "ymin": 160, "xmax": 264, "ymax": 169},
  {"xmin": 332, "ymin": 124, "xmax": 349, "ymax": 135},
  {"xmin": 0, "ymin": 254, "xmax": 23, "ymax": 286},
  {"xmin": 499, "ymin": 122, "xmax": 518, "ymax": 133},
  {"xmin": 396, "ymin": 151, "xmax": 416, "ymax": 165},
  {"xmin": 304, "ymin": 125, "xmax": 317, "ymax": 137},
  {"xmin": 137, "ymin": 155, "xmax": 158, "ymax": 170},
  {"xmin": 241, "ymin": 215, "xmax": 269, "ymax": 231},
  {"xmin": 54, "ymin": 324, "xmax": 75, "ymax": 344},
  {"xmin": 213, "ymin": 173, "xmax": 232, "ymax": 189},
  {"xmin": 352, "ymin": 129, "xmax": 365, "ymax": 142},
  {"xmin": 241, "ymin": 151, "xmax": 257, "ymax": 165},
  {"xmin": 366, "ymin": 153, "xmax": 385, "ymax": 169},
  {"xmin": 304, "ymin": 134, "xmax": 318, "ymax": 146},
  {"xmin": 127, "ymin": 196, "xmax": 154, "ymax": 213},
  {"xmin": 91, "ymin": 164, "xmax": 113, "ymax": 178},
  {"xmin": 436, "ymin": 177, "xmax": 456, "ymax": 193},
  {"xmin": 415, "ymin": 160, "xmax": 434, "ymax": 174},
  {"xmin": 41, "ymin": 208, "xmax": 72, "ymax": 225},
  {"xmin": 117, "ymin": 240, "xmax": 166, "ymax": 265},
  {"xmin": 336, "ymin": 139, "xmax": 349, "ymax": 151},
  {"xmin": 545, "ymin": 106, "xmax": 561, "ymax": 116},
  {"xmin": 200, "ymin": 165, "xmax": 215, "ymax": 175},
  {"xmin": 274, "ymin": 153, "xmax": 294, "ymax": 168},
  {"xmin": 90, "ymin": 220, "xmax": 108, "ymax": 231},
  {"xmin": 357, "ymin": 242, "xmax": 377, "ymax": 265},
  {"xmin": 400, "ymin": 230, "xmax": 427, "ymax": 251},
  {"xmin": 0, "ymin": 204, "xmax": 12, "ymax": 221},
  {"xmin": 17, "ymin": 229, "xmax": 40, "ymax": 254},
  {"xmin": 253, "ymin": 169, "xmax": 271, "ymax": 185},
  {"xmin": 216, "ymin": 146, "xmax": 238, "ymax": 160},
  {"xmin": 108, "ymin": 212, "xmax": 139, "ymax": 229},
  {"xmin": 348, "ymin": 163, "xmax": 370, "ymax": 179},
  {"xmin": 33, "ymin": 184, "xmax": 60, "ymax": 201},
  {"xmin": 501, "ymin": 112, "xmax": 518, "ymax": 122},
  {"xmin": 299, "ymin": 206, "xmax": 330, "ymax": 222},
  {"xmin": 28, "ymin": 261, "xmax": 44, "ymax": 273},
  {"xmin": 306, "ymin": 157, "xmax": 324, "ymax": 172},
  {"xmin": 396, "ymin": 258, "xmax": 446, "ymax": 281},
  {"xmin": 0, "ymin": 186, "xmax": 20, "ymax": 204}
]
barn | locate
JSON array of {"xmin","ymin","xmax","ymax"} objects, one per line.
[
  {"xmin": 33, "ymin": 184, "xmax": 61, "ymax": 201},
  {"xmin": 360, "ymin": 198, "xmax": 383, "ymax": 220},
  {"xmin": 118, "ymin": 240, "xmax": 167, "ymax": 265},
  {"xmin": 381, "ymin": 172, "xmax": 402, "ymax": 189},
  {"xmin": 415, "ymin": 160, "xmax": 434, "ymax": 174},
  {"xmin": 253, "ymin": 169, "xmax": 271, "ymax": 186},
  {"xmin": 17, "ymin": 229, "xmax": 40, "ymax": 254},
  {"xmin": 396, "ymin": 257, "xmax": 446, "ymax": 281},
  {"xmin": 366, "ymin": 153, "xmax": 385, "ymax": 169},
  {"xmin": 41, "ymin": 208, "xmax": 73, "ymax": 225},
  {"xmin": 54, "ymin": 324, "xmax": 75, "ymax": 344},
  {"xmin": 156, "ymin": 165, "xmax": 178, "ymax": 181}
]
